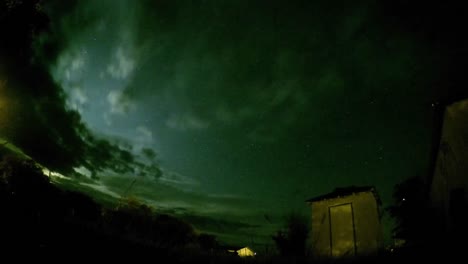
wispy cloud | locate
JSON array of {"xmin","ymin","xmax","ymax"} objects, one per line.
[
  {"xmin": 159, "ymin": 169, "xmax": 200, "ymax": 188},
  {"xmin": 67, "ymin": 86, "xmax": 88, "ymax": 113},
  {"xmin": 211, "ymin": 85, "xmax": 309, "ymax": 142},
  {"xmin": 70, "ymin": 55, "xmax": 85, "ymax": 72},
  {"xmin": 214, "ymin": 105, "xmax": 253, "ymax": 125},
  {"xmin": 166, "ymin": 113, "xmax": 209, "ymax": 131},
  {"xmin": 54, "ymin": 50, "xmax": 87, "ymax": 83},
  {"xmin": 107, "ymin": 89, "xmax": 135, "ymax": 115},
  {"xmin": 135, "ymin": 125, "xmax": 153, "ymax": 144},
  {"xmin": 98, "ymin": 174, "xmax": 263, "ymax": 217},
  {"xmin": 72, "ymin": 172, "xmax": 280, "ymax": 245},
  {"xmin": 106, "ymin": 45, "xmax": 135, "ymax": 80},
  {"xmin": 53, "ymin": 49, "xmax": 90, "ymax": 113},
  {"xmin": 79, "ymin": 182, "xmax": 122, "ymax": 198}
]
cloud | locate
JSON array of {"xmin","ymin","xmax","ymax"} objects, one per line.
[
  {"xmin": 205, "ymin": 83, "xmax": 309, "ymax": 142},
  {"xmin": 89, "ymin": 173, "xmax": 277, "ymax": 245},
  {"xmin": 0, "ymin": 1, "xmax": 163, "ymax": 180},
  {"xmin": 246, "ymin": 86, "xmax": 309, "ymax": 142},
  {"xmin": 166, "ymin": 113, "xmax": 209, "ymax": 131},
  {"xmin": 70, "ymin": 54, "xmax": 85, "ymax": 71},
  {"xmin": 103, "ymin": 112, "xmax": 112, "ymax": 126},
  {"xmin": 68, "ymin": 173, "xmax": 265, "ymax": 243},
  {"xmin": 99, "ymin": 174, "xmax": 261, "ymax": 216},
  {"xmin": 71, "ymin": 87, "xmax": 88, "ymax": 104},
  {"xmin": 106, "ymin": 46, "xmax": 135, "ymax": 80},
  {"xmin": 136, "ymin": 125, "xmax": 153, "ymax": 143},
  {"xmin": 179, "ymin": 214, "xmax": 259, "ymax": 233},
  {"xmin": 107, "ymin": 89, "xmax": 135, "ymax": 115},
  {"xmin": 133, "ymin": 126, "xmax": 155, "ymax": 151},
  {"xmin": 159, "ymin": 169, "xmax": 199, "ymax": 188},
  {"xmin": 66, "ymin": 86, "xmax": 88, "ymax": 113},
  {"xmin": 79, "ymin": 182, "xmax": 121, "ymax": 198},
  {"xmin": 214, "ymin": 105, "xmax": 254, "ymax": 125},
  {"xmin": 53, "ymin": 49, "xmax": 88, "ymax": 83}
]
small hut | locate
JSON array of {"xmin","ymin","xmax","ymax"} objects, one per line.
[
  {"xmin": 237, "ymin": 247, "xmax": 255, "ymax": 257},
  {"xmin": 306, "ymin": 186, "xmax": 383, "ymax": 259},
  {"xmin": 228, "ymin": 246, "xmax": 256, "ymax": 257}
]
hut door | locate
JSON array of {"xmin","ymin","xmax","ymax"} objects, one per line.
[{"xmin": 329, "ymin": 203, "xmax": 356, "ymax": 257}]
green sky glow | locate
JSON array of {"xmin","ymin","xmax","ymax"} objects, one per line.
[{"xmin": 2, "ymin": 0, "xmax": 466, "ymax": 247}]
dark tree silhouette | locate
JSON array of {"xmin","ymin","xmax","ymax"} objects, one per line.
[
  {"xmin": 386, "ymin": 176, "xmax": 443, "ymax": 248},
  {"xmin": 0, "ymin": 154, "xmax": 58, "ymax": 249},
  {"xmin": 197, "ymin": 233, "xmax": 219, "ymax": 252},
  {"xmin": 272, "ymin": 212, "xmax": 309, "ymax": 257},
  {"xmin": 101, "ymin": 196, "xmax": 196, "ymax": 249}
]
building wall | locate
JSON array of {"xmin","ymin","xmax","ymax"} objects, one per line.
[
  {"xmin": 309, "ymin": 191, "xmax": 382, "ymax": 258},
  {"xmin": 430, "ymin": 99, "xmax": 468, "ymax": 233}
]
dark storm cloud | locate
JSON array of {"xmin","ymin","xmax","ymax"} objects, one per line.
[
  {"xmin": 109, "ymin": 0, "xmax": 460, "ymax": 144},
  {"xmin": 42, "ymin": 0, "xmax": 467, "ymax": 150},
  {"xmin": 0, "ymin": 1, "xmax": 158, "ymax": 178},
  {"xmin": 45, "ymin": 0, "xmax": 467, "ymax": 192}
]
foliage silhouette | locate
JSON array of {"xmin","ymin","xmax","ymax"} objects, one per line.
[
  {"xmin": 386, "ymin": 176, "xmax": 444, "ymax": 248},
  {"xmin": 0, "ymin": 154, "xmax": 204, "ymax": 257},
  {"xmin": 0, "ymin": 0, "xmax": 162, "ymax": 179},
  {"xmin": 272, "ymin": 212, "xmax": 309, "ymax": 257}
]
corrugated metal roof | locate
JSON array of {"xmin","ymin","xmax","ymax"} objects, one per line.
[{"xmin": 305, "ymin": 185, "xmax": 381, "ymax": 205}]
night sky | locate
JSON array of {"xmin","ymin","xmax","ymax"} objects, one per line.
[{"xmin": 1, "ymin": 0, "xmax": 467, "ymax": 247}]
